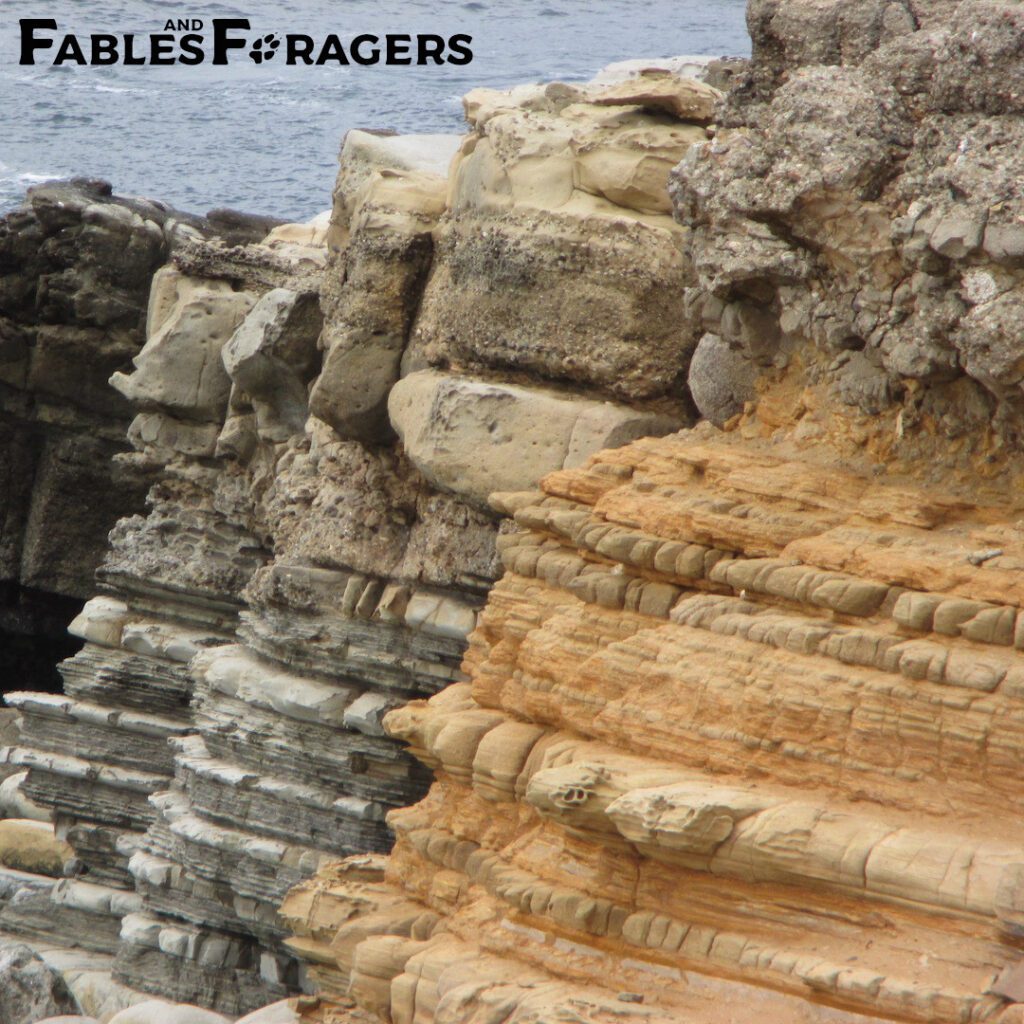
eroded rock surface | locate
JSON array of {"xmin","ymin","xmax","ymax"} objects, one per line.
[
  {"xmin": 0, "ymin": 177, "xmax": 276, "ymax": 688},
  {"xmin": 673, "ymin": 0, "xmax": 1024, "ymax": 445},
  {"xmin": 285, "ymin": 426, "xmax": 1024, "ymax": 1024},
  {"xmin": 278, "ymin": 10, "xmax": 1024, "ymax": 1024},
  {"xmin": 15, "ymin": 15, "xmax": 1024, "ymax": 1022},
  {"xmin": 0, "ymin": 57, "xmax": 715, "ymax": 1018}
]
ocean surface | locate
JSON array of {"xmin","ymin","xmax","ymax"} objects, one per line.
[{"xmin": 0, "ymin": 1, "xmax": 749, "ymax": 221}]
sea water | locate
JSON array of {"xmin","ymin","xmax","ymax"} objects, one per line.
[{"xmin": 0, "ymin": 0, "xmax": 749, "ymax": 220}]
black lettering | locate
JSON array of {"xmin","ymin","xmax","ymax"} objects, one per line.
[
  {"xmin": 150, "ymin": 34, "xmax": 175, "ymax": 65},
  {"xmin": 212, "ymin": 18, "xmax": 249, "ymax": 64},
  {"xmin": 122, "ymin": 33, "xmax": 146, "ymax": 64},
  {"xmin": 19, "ymin": 18, "xmax": 57, "ymax": 65},
  {"xmin": 287, "ymin": 34, "xmax": 315, "ymax": 64},
  {"xmin": 163, "ymin": 19, "xmax": 176, "ymax": 31},
  {"xmin": 89, "ymin": 34, "xmax": 118, "ymax": 65},
  {"xmin": 446, "ymin": 33, "xmax": 473, "ymax": 65},
  {"xmin": 178, "ymin": 34, "xmax": 205, "ymax": 64},
  {"xmin": 54, "ymin": 34, "xmax": 87, "ymax": 65},
  {"xmin": 351, "ymin": 34, "xmax": 380, "ymax": 65},
  {"xmin": 315, "ymin": 36, "xmax": 349, "ymax": 65},
  {"xmin": 417, "ymin": 34, "xmax": 445, "ymax": 65},
  {"xmin": 386, "ymin": 34, "xmax": 411, "ymax": 65}
]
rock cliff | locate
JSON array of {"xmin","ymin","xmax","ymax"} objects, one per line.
[
  {"xmin": 279, "ymin": 5, "xmax": 1024, "ymax": 1024},
  {"xmin": 5, "ymin": 5, "xmax": 1024, "ymax": 1022},
  {"xmin": 1, "ymin": 58, "xmax": 714, "ymax": 1020},
  {"xmin": 286, "ymin": 428, "xmax": 1024, "ymax": 1023}
]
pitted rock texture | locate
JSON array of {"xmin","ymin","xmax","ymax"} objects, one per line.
[
  {"xmin": 0, "ymin": 940, "xmax": 80, "ymax": 1023},
  {"xmin": 405, "ymin": 74, "xmax": 710, "ymax": 407},
  {"xmin": 285, "ymin": 429, "xmax": 1024, "ymax": 1024},
  {"xmin": 672, "ymin": 0, "xmax": 1024, "ymax": 446},
  {"xmin": 275, "ymin": 29, "xmax": 1024, "ymax": 1024}
]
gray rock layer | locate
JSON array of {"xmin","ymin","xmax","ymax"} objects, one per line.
[{"xmin": 2, "ymin": 59, "xmax": 736, "ymax": 1016}]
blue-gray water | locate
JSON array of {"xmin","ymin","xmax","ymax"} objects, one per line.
[{"xmin": 0, "ymin": 1, "xmax": 749, "ymax": 220}]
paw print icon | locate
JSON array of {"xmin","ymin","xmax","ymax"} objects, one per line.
[{"xmin": 249, "ymin": 34, "xmax": 281, "ymax": 63}]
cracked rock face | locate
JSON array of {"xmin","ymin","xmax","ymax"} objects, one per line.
[
  {"xmin": 285, "ymin": 426, "xmax": 1024, "ymax": 1024},
  {"xmin": 276, "ymin": 11, "xmax": 1024, "ymax": 1024},
  {"xmin": 15, "ymin": 12, "xmax": 1024, "ymax": 1022}
]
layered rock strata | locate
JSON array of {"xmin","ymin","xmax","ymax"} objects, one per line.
[
  {"xmin": 0, "ymin": 177, "xmax": 276, "ymax": 688},
  {"xmin": 285, "ymin": 428, "xmax": 1024, "ymax": 1024},
  {"xmin": 3, "ymin": 59, "xmax": 717, "ymax": 1016},
  {"xmin": 4, "ymin": 227, "xmax": 338, "ymax": 1014},
  {"xmin": 279, "ymin": 6, "xmax": 1024, "ymax": 1024}
]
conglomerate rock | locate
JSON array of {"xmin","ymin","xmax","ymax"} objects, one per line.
[{"xmin": 673, "ymin": 0, "xmax": 1024, "ymax": 445}]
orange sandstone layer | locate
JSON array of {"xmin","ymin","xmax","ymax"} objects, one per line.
[{"xmin": 283, "ymin": 427, "xmax": 1024, "ymax": 1024}]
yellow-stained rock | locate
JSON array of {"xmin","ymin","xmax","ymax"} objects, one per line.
[{"xmin": 0, "ymin": 819, "xmax": 72, "ymax": 876}]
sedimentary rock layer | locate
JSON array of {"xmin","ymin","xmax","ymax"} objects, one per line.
[
  {"xmin": 1, "ymin": 57, "xmax": 720, "ymax": 1016},
  {"xmin": 0, "ymin": 177, "xmax": 277, "ymax": 687},
  {"xmin": 281, "ymin": 7, "xmax": 1024, "ymax": 1022},
  {"xmin": 286, "ymin": 429, "xmax": 1024, "ymax": 1023}
]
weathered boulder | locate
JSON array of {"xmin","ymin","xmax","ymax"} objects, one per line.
[
  {"xmin": 221, "ymin": 288, "xmax": 321, "ymax": 442},
  {"xmin": 308, "ymin": 132, "xmax": 461, "ymax": 446},
  {"xmin": 110, "ymin": 274, "xmax": 256, "ymax": 422},
  {"xmin": 396, "ymin": 61, "xmax": 724, "ymax": 417},
  {"xmin": 326, "ymin": 130, "xmax": 463, "ymax": 251},
  {"xmin": 310, "ymin": 161, "xmax": 447, "ymax": 444},
  {"xmin": 411, "ymin": 80, "xmax": 706, "ymax": 401},
  {"xmin": 687, "ymin": 332, "xmax": 760, "ymax": 427},
  {"xmin": 388, "ymin": 370, "xmax": 681, "ymax": 507},
  {"xmin": 0, "ymin": 942, "xmax": 79, "ymax": 1024},
  {"xmin": 0, "ymin": 818, "xmax": 70, "ymax": 874}
]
